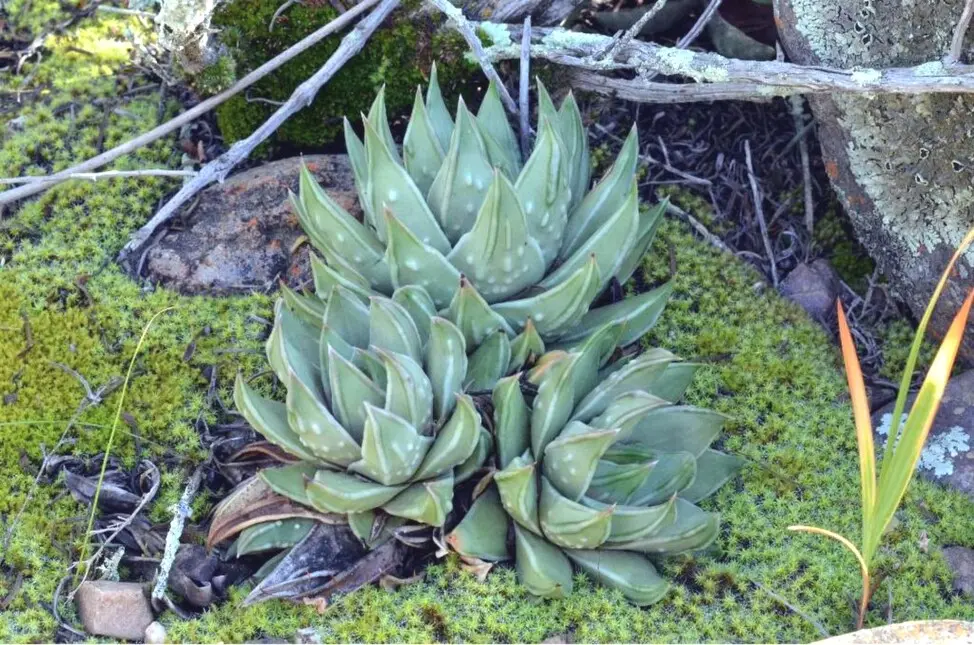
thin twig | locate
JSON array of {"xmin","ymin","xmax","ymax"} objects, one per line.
[
  {"xmin": 426, "ymin": 0, "xmax": 518, "ymax": 113},
  {"xmin": 270, "ymin": 0, "xmax": 302, "ymax": 31},
  {"xmin": 948, "ymin": 0, "xmax": 974, "ymax": 64},
  {"xmin": 666, "ymin": 202, "xmax": 731, "ymax": 253},
  {"xmin": 675, "ymin": 0, "xmax": 722, "ymax": 49},
  {"xmin": 789, "ymin": 95, "xmax": 815, "ymax": 236},
  {"xmin": 744, "ymin": 140, "xmax": 778, "ymax": 286},
  {"xmin": 603, "ymin": 0, "xmax": 669, "ymax": 61},
  {"xmin": 753, "ymin": 580, "xmax": 831, "ymax": 639},
  {"xmin": 0, "ymin": 169, "xmax": 195, "ymax": 185},
  {"xmin": 96, "ymin": 5, "xmax": 155, "ymax": 17},
  {"xmin": 0, "ymin": 0, "xmax": 382, "ymax": 209},
  {"xmin": 151, "ymin": 464, "xmax": 204, "ymax": 601},
  {"xmin": 519, "ymin": 15, "xmax": 532, "ymax": 157},
  {"xmin": 120, "ymin": 0, "xmax": 400, "ymax": 259}
]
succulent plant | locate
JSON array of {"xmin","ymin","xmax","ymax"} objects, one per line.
[
  {"xmin": 211, "ymin": 286, "xmax": 492, "ymax": 553},
  {"xmin": 445, "ymin": 322, "xmax": 743, "ymax": 605},
  {"xmin": 286, "ymin": 65, "xmax": 671, "ymax": 359}
]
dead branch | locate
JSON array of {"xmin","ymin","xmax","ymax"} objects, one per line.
[
  {"xmin": 948, "ymin": 0, "xmax": 974, "ymax": 64},
  {"xmin": 120, "ymin": 0, "xmax": 400, "ymax": 259},
  {"xmin": 519, "ymin": 16, "xmax": 532, "ymax": 156},
  {"xmin": 477, "ymin": 23, "xmax": 974, "ymax": 100},
  {"xmin": 0, "ymin": 170, "xmax": 196, "ymax": 185},
  {"xmin": 0, "ymin": 0, "xmax": 381, "ymax": 210}
]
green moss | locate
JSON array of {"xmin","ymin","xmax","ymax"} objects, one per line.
[
  {"xmin": 3, "ymin": 7, "xmax": 974, "ymax": 642},
  {"xmin": 812, "ymin": 202, "xmax": 875, "ymax": 291},
  {"xmin": 209, "ymin": 1, "xmax": 478, "ymax": 154}
]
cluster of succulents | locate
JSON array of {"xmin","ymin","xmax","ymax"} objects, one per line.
[
  {"xmin": 446, "ymin": 323, "xmax": 742, "ymax": 604},
  {"xmin": 208, "ymin": 72, "xmax": 741, "ymax": 606}
]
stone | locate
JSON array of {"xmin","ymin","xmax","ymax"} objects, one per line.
[
  {"xmin": 75, "ymin": 580, "xmax": 154, "ymax": 641},
  {"xmin": 776, "ymin": 0, "xmax": 974, "ymax": 362},
  {"xmin": 871, "ymin": 369, "xmax": 974, "ymax": 502},
  {"xmin": 779, "ymin": 259, "xmax": 840, "ymax": 323},
  {"xmin": 144, "ymin": 621, "xmax": 168, "ymax": 644},
  {"xmin": 815, "ymin": 620, "xmax": 974, "ymax": 644},
  {"xmin": 142, "ymin": 155, "xmax": 359, "ymax": 295},
  {"xmin": 942, "ymin": 546, "xmax": 974, "ymax": 597}
]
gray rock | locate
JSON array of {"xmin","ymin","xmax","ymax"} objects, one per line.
[
  {"xmin": 872, "ymin": 369, "xmax": 974, "ymax": 502},
  {"xmin": 815, "ymin": 620, "xmax": 974, "ymax": 644},
  {"xmin": 76, "ymin": 580, "xmax": 154, "ymax": 641},
  {"xmin": 144, "ymin": 621, "xmax": 167, "ymax": 644},
  {"xmin": 143, "ymin": 155, "xmax": 359, "ymax": 295},
  {"xmin": 779, "ymin": 260, "xmax": 841, "ymax": 322},
  {"xmin": 942, "ymin": 546, "xmax": 974, "ymax": 597}
]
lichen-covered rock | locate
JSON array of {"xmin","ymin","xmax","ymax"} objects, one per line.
[
  {"xmin": 143, "ymin": 155, "xmax": 357, "ymax": 294},
  {"xmin": 815, "ymin": 620, "xmax": 974, "ymax": 644},
  {"xmin": 202, "ymin": 0, "xmax": 476, "ymax": 154},
  {"xmin": 871, "ymin": 369, "xmax": 974, "ymax": 502},
  {"xmin": 942, "ymin": 546, "xmax": 974, "ymax": 597},
  {"xmin": 774, "ymin": 0, "xmax": 974, "ymax": 360}
]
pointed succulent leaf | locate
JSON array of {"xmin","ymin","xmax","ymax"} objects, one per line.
[
  {"xmin": 378, "ymin": 349, "xmax": 433, "ymax": 430},
  {"xmin": 565, "ymin": 550, "xmax": 668, "ymax": 606},
  {"xmin": 446, "ymin": 487, "xmax": 512, "ymax": 561},
  {"xmin": 647, "ymin": 363, "xmax": 700, "ymax": 403},
  {"xmin": 465, "ymin": 330, "xmax": 511, "ymax": 391},
  {"xmin": 403, "ymin": 86, "xmax": 445, "ymax": 196},
  {"xmin": 561, "ymin": 125, "xmax": 639, "ymax": 258},
  {"xmin": 629, "ymin": 451, "xmax": 697, "ymax": 506},
  {"xmin": 509, "ymin": 319, "xmax": 545, "ymax": 372},
  {"xmin": 586, "ymin": 495, "xmax": 677, "ymax": 544},
  {"xmin": 557, "ymin": 91, "xmax": 590, "ymax": 210},
  {"xmin": 557, "ymin": 281, "xmax": 674, "ymax": 346},
  {"xmin": 493, "ymin": 255, "xmax": 602, "ymax": 338},
  {"xmin": 382, "ymin": 472, "xmax": 454, "ymax": 526},
  {"xmin": 279, "ymin": 284, "xmax": 326, "ymax": 330},
  {"xmin": 414, "ymin": 394, "xmax": 480, "ymax": 480},
  {"xmin": 530, "ymin": 352, "xmax": 578, "ymax": 456},
  {"xmin": 535, "ymin": 80, "xmax": 560, "ymax": 133},
  {"xmin": 310, "ymin": 254, "xmax": 373, "ymax": 304},
  {"xmin": 679, "ymin": 450, "xmax": 744, "ymax": 503},
  {"xmin": 425, "ymin": 317, "xmax": 468, "ymax": 419},
  {"xmin": 629, "ymin": 406, "xmax": 728, "ymax": 457},
  {"xmin": 384, "ymin": 210, "xmax": 463, "ymax": 309},
  {"xmin": 445, "ymin": 277, "xmax": 514, "ymax": 346},
  {"xmin": 344, "ymin": 117, "xmax": 369, "ymax": 211},
  {"xmin": 235, "ymin": 519, "xmax": 316, "ymax": 557},
  {"xmin": 571, "ymin": 348, "xmax": 677, "ymax": 422},
  {"xmin": 542, "ymin": 422, "xmax": 618, "ymax": 501},
  {"xmin": 427, "ymin": 99, "xmax": 494, "ymax": 243},
  {"xmin": 608, "ymin": 498, "xmax": 719, "ymax": 555},
  {"xmin": 615, "ymin": 199, "xmax": 667, "ymax": 286},
  {"xmin": 364, "ymin": 119, "xmax": 450, "ymax": 252},
  {"xmin": 590, "ymin": 391, "xmax": 669, "ymax": 442},
  {"xmin": 260, "ymin": 462, "xmax": 319, "ymax": 507},
  {"xmin": 515, "ymin": 117, "xmax": 571, "ymax": 266},
  {"xmin": 348, "ymin": 404, "xmax": 433, "ymax": 486},
  {"xmin": 234, "ymin": 375, "xmax": 317, "ymax": 463},
  {"xmin": 425, "ymin": 62, "xmax": 454, "ymax": 151},
  {"xmin": 568, "ymin": 321, "xmax": 627, "ymax": 401},
  {"xmin": 347, "ymin": 510, "xmax": 377, "ymax": 544},
  {"xmin": 324, "ymin": 285, "xmax": 371, "ymax": 350},
  {"xmin": 306, "ymin": 470, "xmax": 407, "ymax": 513},
  {"xmin": 392, "ymin": 285, "xmax": 436, "ymax": 346},
  {"xmin": 493, "ymin": 374, "xmax": 530, "ymax": 469},
  {"xmin": 587, "ymin": 459, "xmax": 654, "ymax": 504},
  {"xmin": 286, "ymin": 368, "xmax": 362, "ymax": 466},
  {"xmin": 455, "ymin": 427, "xmax": 493, "ymax": 484},
  {"xmin": 367, "ymin": 85, "xmax": 400, "ymax": 163},
  {"xmin": 542, "ymin": 180, "xmax": 639, "ymax": 290},
  {"xmin": 539, "ymin": 476, "xmax": 613, "ymax": 549},
  {"xmin": 495, "ymin": 454, "xmax": 542, "ymax": 535},
  {"xmin": 602, "ymin": 442, "xmax": 656, "ymax": 464},
  {"xmin": 318, "ymin": 243, "xmax": 394, "ymax": 294},
  {"xmin": 327, "ymin": 347, "xmax": 383, "ymax": 441},
  {"xmin": 369, "ymin": 295, "xmax": 424, "ymax": 363},
  {"xmin": 477, "ymin": 80, "xmax": 521, "ymax": 179},
  {"xmin": 447, "ymin": 170, "xmax": 546, "ymax": 303},
  {"xmin": 267, "ymin": 299, "xmax": 322, "ymax": 388},
  {"xmin": 514, "ymin": 523, "xmax": 574, "ymax": 599},
  {"xmin": 297, "ymin": 165, "xmax": 385, "ymax": 267}
]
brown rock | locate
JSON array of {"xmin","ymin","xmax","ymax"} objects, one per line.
[
  {"xmin": 779, "ymin": 259, "xmax": 840, "ymax": 323},
  {"xmin": 142, "ymin": 155, "xmax": 359, "ymax": 295},
  {"xmin": 942, "ymin": 546, "xmax": 974, "ymax": 597},
  {"xmin": 815, "ymin": 620, "xmax": 974, "ymax": 644},
  {"xmin": 76, "ymin": 580, "xmax": 154, "ymax": 641}
]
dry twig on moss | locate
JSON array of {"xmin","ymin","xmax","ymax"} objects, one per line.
[{"xmin": 119, "ymin": 0, "xmax": 401, "ymax": 259}]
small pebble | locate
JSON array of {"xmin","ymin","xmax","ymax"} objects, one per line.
[{"xmin": 145, "ymin": 621, "xmax": 167, "ymax": 644}]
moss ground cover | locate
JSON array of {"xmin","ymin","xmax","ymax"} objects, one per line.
[{"xmin": 1, "ymin": 6, "xmax": 972, "ymax": 642}]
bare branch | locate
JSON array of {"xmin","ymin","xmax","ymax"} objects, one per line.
[
  {"xmin": 745, "ymin": 140, "xmax": 778, "ymax": 287},
  {"xmin": 603, "ymin": 0, "xmax": 669, "ymax": 61},
  {"xmin": 0, "ymin": 0, "xmax": 381, "ymax": 209},
  {"xmin": 519, "ymin": 15, "xmax": 532, "ymax": 156},
  {"xmin": 478, "ymin": 23, "xmax": 974, "ymax": 99},
  {"xmin": 948, "ymin": 0, "xmax": 974, "ymax": 64},
  {"xmin": 0, "ymin": 169, "xmax": 195, "ymax": 185},
  {"xmin": 426, "ymin": 0, "xmax": 518, "ymax": 113},
  {"xmin": 120, "ymin": 0, "xmax": 400, "ymax": 259}
]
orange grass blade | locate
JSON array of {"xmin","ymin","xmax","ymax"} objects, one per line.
[{"xmin": 836, "ymin": 301, "xmax": 876, "ymax": 541}]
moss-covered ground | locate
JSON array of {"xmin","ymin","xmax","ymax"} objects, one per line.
[{"xmin": 1, "ymin": 5, "xmax": 973, "ymax": 643}]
